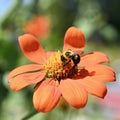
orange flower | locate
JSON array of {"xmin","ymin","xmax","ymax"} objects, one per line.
[
  {"xmin": 7, "ymin": 26, "xmax": 116, "ymax": 112},
  {"xmin": 23, "ymin": 16, "xmax": 49, "ymax": 39}
]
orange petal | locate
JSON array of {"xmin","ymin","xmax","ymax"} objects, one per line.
[
  {"xmin": 59, "ymin": 79, "xmax": 88, "ymax": 109},
  {"xmin": 9, "ymin": 71, "xmax": 45, "ymax": 91},
  {"xmin": 80, "ymin": 52, "xmax": 109, "ymax": 67},
  {"xmin": 33, "ymin": 79, "xmax": 61, "ymax": 112},
  {"xmin": 63, "ymin": 26, "xmax": 85, "ymax": 54},
  {"xmin": 78, "ymin": 77, "xmax": 107, "ymax": 98},
  {"xmin": 18, "ymin": 34, "xmax": 47, "ymax": 64},
  {"xmin": 7, "ymin": 64, "xmax": 43, "ymax": 80},
  {"xmin": 85, "ymin": 65, "xmax": 116, "ymax": 82},
  {"xmin": 46, "ymin": 51, "xmax": 56, "ymax": 59}
]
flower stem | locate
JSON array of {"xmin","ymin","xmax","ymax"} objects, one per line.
[{"xmin": 22, "ymin": 110, "xmax": 38, "ymax": 120}]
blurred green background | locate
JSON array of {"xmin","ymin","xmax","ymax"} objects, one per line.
[{"xmin": 0, "ymin": 0, "xmax": 120, "ymax": 120}]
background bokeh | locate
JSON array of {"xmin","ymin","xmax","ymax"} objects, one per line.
[{"xmin": 0, "ymin": 0, "xmax": 120, "ymax": 120}]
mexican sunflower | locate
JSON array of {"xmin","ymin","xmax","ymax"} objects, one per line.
[
  {"xmin": 7, "ymin": 26, "xmax": 116, "ymax": 112},
  {"xmin": 23, "ymin": 16, "xmax": 49, "ymax": 39}
]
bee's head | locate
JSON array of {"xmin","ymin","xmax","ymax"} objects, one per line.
[
  {"xmin": 71, "ymin": 53, "xmax": 80, "ymax": 65},
  {"xmin": 61, "ymin": 49, "xmax": 80, "ymax": 65}
]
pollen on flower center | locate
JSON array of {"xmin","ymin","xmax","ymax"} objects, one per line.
[{"xmin": 43, "ymin": 51, "xmax": 78, "ymax": 81}]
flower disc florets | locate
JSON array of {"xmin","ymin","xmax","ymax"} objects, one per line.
[{"xmin": 43, "ymin": 50, "xmax": 79, "ymax": 81}]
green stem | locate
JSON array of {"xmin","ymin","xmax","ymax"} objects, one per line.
[{"xmin": 22, "ymin": 110, "xmax": 38, "ymax": 120}]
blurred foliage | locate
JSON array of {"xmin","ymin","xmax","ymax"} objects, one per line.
[
  {"xmin": 99, "ymin": 0, "xmax": 120, "ymax": 30},
  {"xmin": 0, "ymin": 0, "xmax": 120, "ymax": 120}
]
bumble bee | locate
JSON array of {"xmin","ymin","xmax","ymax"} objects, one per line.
[{"xmin": 61, "ymin": 49, "xmax": 80, "ymax": 66}]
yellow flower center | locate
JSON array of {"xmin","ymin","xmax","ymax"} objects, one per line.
[{"xmin": 43, "ymin": 51, "xmax": 78, "ymax": 81}]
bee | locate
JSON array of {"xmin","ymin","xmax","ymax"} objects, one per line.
[{"xmin": 61, "ymin": 49, "xmax": 80, "ymax": 66}]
